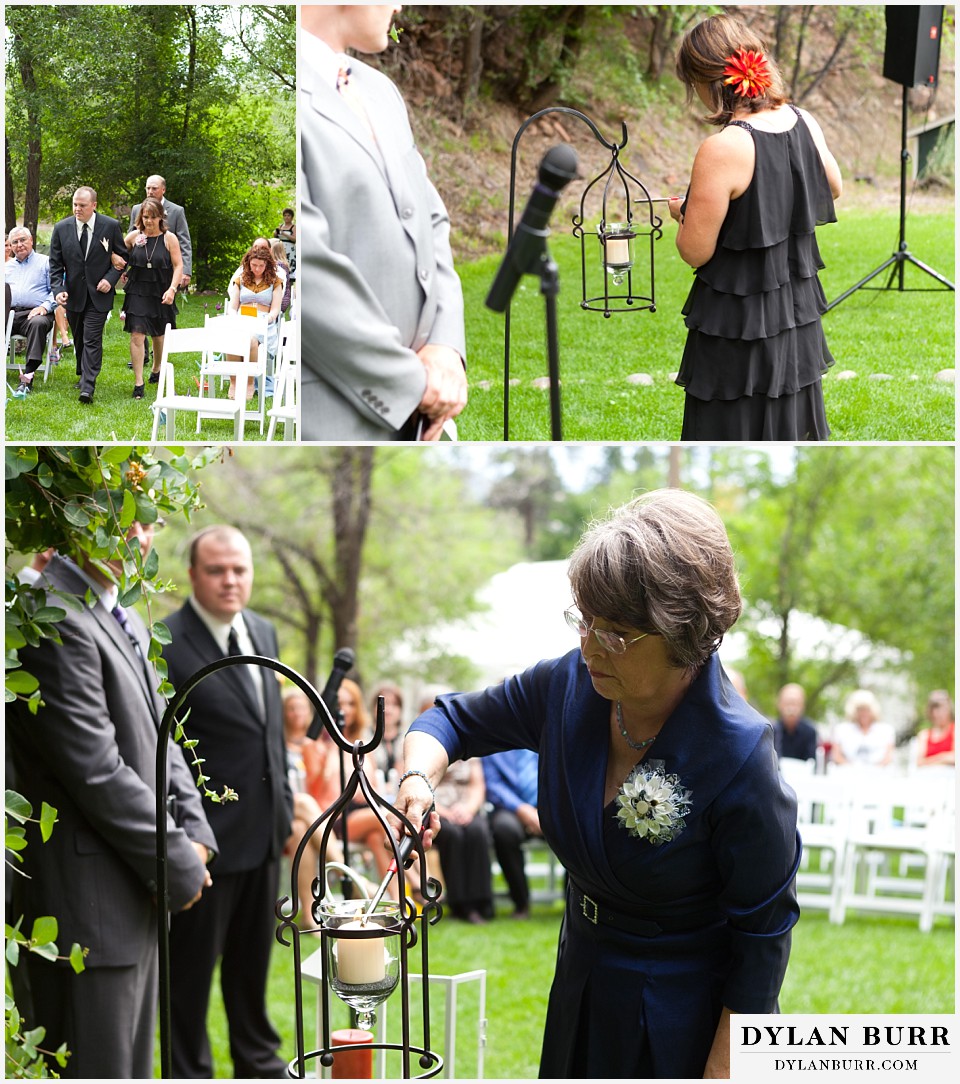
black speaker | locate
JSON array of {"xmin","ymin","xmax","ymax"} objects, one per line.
[{"xmin": 883, "ymin": 6, "xmax": 943, "ymax": 88}]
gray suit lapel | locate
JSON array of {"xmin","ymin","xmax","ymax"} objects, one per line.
[{"xmin": 305, "ymin": 65, "xmax": 388, "ymax": 182}]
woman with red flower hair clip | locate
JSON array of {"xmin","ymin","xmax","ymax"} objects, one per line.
[{"xmin": 670, "ymin": 13, "xmax": 843, "ymax": 441}]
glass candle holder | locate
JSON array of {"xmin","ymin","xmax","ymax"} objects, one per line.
[
  {"xmin": 600, "ymin": 222, "xmax": 635, "ymax": 287},
  {"xmin": 322, "ymin": 899, "xmax": 401, "ymax": 1030}
]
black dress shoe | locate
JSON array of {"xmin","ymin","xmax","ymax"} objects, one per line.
[
  {"xmin": 78, "ymin": 392, "xmax": 93, "ymax": 404},
  {"xmin": 132, "ymin": 384, "xmax": 145, "ymax": 399}
]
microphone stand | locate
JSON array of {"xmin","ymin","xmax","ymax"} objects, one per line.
[{"xmin": 825, "ymin": 84, "xmax": 954, "ymax": 311}]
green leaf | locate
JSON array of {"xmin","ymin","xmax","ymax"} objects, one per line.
[
  {"xmin": 119, "ymin": 487, "xmax": 137, "ymax": 529},
  {"xmin": 101, "ymin": 446, "xmax": 133, "ymax": 465},
  {"xmin": 63, "ymin": 498, "xmax": 92, "ymax": 528},
  {"xmin": 36, "ymin": 461, "xmax": 55, "ymax": 488},
  {"xmin": 150, "ymin": 620, "xmax": 173, "ymax": 645},
  {"xmin": 31, "ymin": 606, "xmax": 67, "ymax": 623},
  {"xmin": 119, "ymin": 583, "xmax": 142, "ymax": 608},
  {"xmin": 30, "ymin": 915, "xmax": 58, "ymax": 945},
  {"xmin": 5, "ymin": 790, "xmax": 32, "ymax": 822},
  {"xmin": 39, "ymin": 802, "xmax": 58, "ymax": 842},
  {"xmin": 69, "ymin": 942, "xmax": 86, "ymax": 974},
  {"xmin": 143, "ymin": 546, "xmax": 160, "ymax": 579},
  {"xmin": 6, "ymin": 832, "xmax": 28, "ymax": 852},
  {"xmin": 6, "ymin": 935, "xmax": 21, "ymax": 964},
  {"xmin": 30, "ymin": 940, "xmax": 59, "ymax": 962},
  {"xmin": 4, "ymin": 445, "xmax": 39, "ymax": 481},
  {"xmin": 5, "ymin": 671, "xmax": 39, "ymax": 694}
]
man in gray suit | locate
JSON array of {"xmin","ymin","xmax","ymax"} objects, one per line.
[
  {"xmin": 130, "ymin": 174, "xmax": 192, "ymax": 286},
  {"xmin": 299, "ymin": 4, "xmax": 468, "ymax": 441},
  {"xmin": 7, "ymin": 524, "xmax": 217, "ymax": 1078}
]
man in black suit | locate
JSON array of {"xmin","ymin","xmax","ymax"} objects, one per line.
[
  {"xmin": 48, "ymin": 186, "xmax": 128, "ymax": 403},
  {"xmin": 163, "ymin": 525, "xmax": 293, "ymax": 1078},
  {"xmin": 7, "ymin": 526, "xmax": 217, "ymax": 1078}
]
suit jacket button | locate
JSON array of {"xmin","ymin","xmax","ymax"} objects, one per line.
[
  {"xmin": 419, "ymin": 268, "xmax": 430, "ymax": 282},
  {"xmin": 402, "ymin": 207, "xmax": 414, "ymax": 220}
]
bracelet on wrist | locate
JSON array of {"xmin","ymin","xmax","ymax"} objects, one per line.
[{"xmin": 398, "ymin": 769, "xmax": 435, "ymax": 800}]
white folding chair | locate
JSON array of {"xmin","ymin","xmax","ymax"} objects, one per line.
[
  {"xmin": 6, "ymin": 312, "xmax": 56, "ymax": 383},
  {"xmin": 835, "ymin": 773, "xmax": 952, "ymax": 928},
  {"xmin": 792, "ymin": 773, "xmax": 853, "ymax": 924},
  {"xmin": 266, "ymin": 320, "xmax": 298, "ymax": 441},
  {"xmin": 197, "ymin": 313, "xmax": 267, "ymax": 435},
  {"xmin": 150, "ymin": 323, "xmax": 246, "ymax": 441}
]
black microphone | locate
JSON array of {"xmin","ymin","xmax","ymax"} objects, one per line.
[
  {"xmin": 486, "ymin": 143, "xmax": 579, "ymax": 313},
  {"xmin": 307, "ymin": 647, "xmax": 356, "ymax": 740}
]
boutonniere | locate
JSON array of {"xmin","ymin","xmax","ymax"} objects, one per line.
[
  {"xmin": 100, "ymin": 236, "xmax": 109, "ymax": 252},
  {"xmin": 615, "ymin": 760, "xmax": 691, "ymax": 845}
]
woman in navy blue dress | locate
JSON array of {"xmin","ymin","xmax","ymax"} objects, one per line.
[
  {"xmin": 669, "ymin": 14, "xmax": 843, "ymax": 441},
  {"xmin": 395, "ymin": 490, "xmax": 799, "ymax": 1078}
]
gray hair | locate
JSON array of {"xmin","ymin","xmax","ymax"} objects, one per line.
[
  {"xmin": 7, "ymin": 226, "xmax": 32, "ymax": 242},
  {"xmin": 844, "ymin": 688, "xmax": 881, "ymax": 722},
  {"xmin": 567, "ymin": 489, "xmax": 742, "ymax": 671}
]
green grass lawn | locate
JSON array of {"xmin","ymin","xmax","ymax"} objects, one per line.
[
  {"xmin": 181, "ymin": 890, "xmax": 954, "ymax": 1078},
  {"xmin": 455, "ymin": 208, "xmax": 955, "ymax": 441},
  {"xmin": 4, "ymin": 293, "xmax": 279, "ymax": 443}
]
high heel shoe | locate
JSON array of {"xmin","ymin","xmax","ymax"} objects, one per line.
[{"xmin": 132, "ymin": 384, "xmax": 145, "ymax": 399}]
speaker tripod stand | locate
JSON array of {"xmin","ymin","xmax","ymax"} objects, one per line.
[{"xmin": 825, "ymin": 84, "xmax": 954, "ymax": 312}]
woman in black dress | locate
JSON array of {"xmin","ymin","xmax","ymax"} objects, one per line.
[
  {"xmin": 669, "ymin": 14, "xmax": 843, "ymax": 440},
  {"xmin": 122, "ymin": 197, "xmax": 183, "ymax": 398}
]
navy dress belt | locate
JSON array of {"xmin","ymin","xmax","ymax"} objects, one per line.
[{"xmin": 568, "ymin": 880, "xmax": 723, "ymax": 937}]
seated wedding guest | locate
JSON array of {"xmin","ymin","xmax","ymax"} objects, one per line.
[
  {"xmin": 396, "ymin": 489, "xmax": 799, "ymax": 1079},
  {"xmin": 772, "ymin": 682, "xmax": 819, "ymax": 763},
  {"xmin": 282, "ymin": 687, "xmax": 343, "ymax": 924},
  {"xmin": 6, "ymin": 227, "xmax": 56, "ymax": 399},
  {"xmin": 122, "ymin": 197, "xmax": 183, "ymax": 397},
  {"xmin": 269, "ymin": 238, "xmax": 293, "ymax": 313},
  {"xmin": 330, "ymin": 678, "xmax": 408, "ymax": 895},
  {"xmin": 370, "ymin": 681, "xmax": 405, "ymax": 792},
  {"xmin": 483, "ymin": 747, "xmax": 541, "ymax": 919},
  {"xmin": 226, "ymin": 245, "xmax": 282, "ymax": 400},
  {"xmin": 431, "ymin": 751, "xmax": 492, "ymax": 925},
  {"xmin": 274, "ymin": 207, "xmax": 296, "ymax": 276},
  {"xmin": 915, "ymin": 690, "xmax": 955, "ymax": 767},
  {"xmin": 669, "ymin": 14, "xmax": 842, "ymax": 441},
  {"xmin": 299, "ymin": 4, "xmax": 467, "ymax": 441},
  {"xmin": 831, "ymin": 689, "xmax": 895, "ymax": 768}
]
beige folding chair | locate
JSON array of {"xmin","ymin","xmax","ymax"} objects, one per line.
[
  {"xmin": 196, "ymin": 313, "xmax": 268, "ymax": 435},
  {"xmin": 150, "ymin": 323, "xmax": 247, "ymax": 441}
]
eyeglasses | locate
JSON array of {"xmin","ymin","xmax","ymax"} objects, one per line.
[{"xmin": 563, "ymin": 607, "xmax": 649, "ymax": 655}]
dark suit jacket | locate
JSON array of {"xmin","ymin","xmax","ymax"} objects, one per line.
[
  {"xmin": 7, "ymin": 556, "xmax": 217, "ymax": 968},
  {"xmin": 48, "ymin": 212, "xmax": 127, "ymax": 314},
  {"xmin": 162, "ymin": 602, "xmax": 293, "ymax": 876},
  {"xmin": 130, "ymin": 198, "xmax": 192, "ymax": 276}
]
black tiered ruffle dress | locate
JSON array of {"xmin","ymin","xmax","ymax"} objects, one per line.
[{"xmin": 676, "ymin": 105, "xmax": 837, "ymax": 440}]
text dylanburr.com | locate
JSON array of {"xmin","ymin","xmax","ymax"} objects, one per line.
[{"xmin": 731, "ymin": 1015, "xmax": 957, "ymax": 1082}]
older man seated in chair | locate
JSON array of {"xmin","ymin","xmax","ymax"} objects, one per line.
[{"xmin": 6, "ymin": 226, "xmax": 56, "ymax": 398}]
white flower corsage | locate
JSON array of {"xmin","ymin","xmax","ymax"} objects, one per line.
[
  {"xmin": 134, "ymin": 233, "xmax": 147, "ymax": 246},
  {"xmin": 615, "ymin": 760, "xmax": 691, "ymax": 845}
]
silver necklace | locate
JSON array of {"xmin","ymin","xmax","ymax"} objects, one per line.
[
  {"xmin": 145, "ymin": 233, "xmax": 162, "ymax": 269},
  {"xmin": 616, "ymin": 701, "xmax": 657, "ymax": 751}
]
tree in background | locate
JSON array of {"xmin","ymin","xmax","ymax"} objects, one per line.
[
  {"xmin": 4, "ymin": 4, "xmax": 294, "ymax": 288},
  {"xmin": 151, "ymin": 447, "xmax": 524, "ymax": 691}
]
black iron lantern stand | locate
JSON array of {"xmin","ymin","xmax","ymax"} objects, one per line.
[
  {"xmin": 501, "ymin": 107, "xmax": 664, "ymax": 441},
  {"xmin": 155, "ymin": 656, "xmax": 444, "ymax": 1080}
]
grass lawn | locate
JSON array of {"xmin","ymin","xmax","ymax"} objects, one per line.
[
  {"xmin": 181, "ymin": 892, "xmax": 954, "ymax": 1078},
  {"xmin": 455, "ymin": 208, "xmax": 955, "ymax": 442},
  {"xmin": 4, "ymin": 293, "xmax": 281, "ymax": 443}
]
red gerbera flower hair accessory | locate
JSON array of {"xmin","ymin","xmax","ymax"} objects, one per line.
[{"xmin": 722, "ymin": 48, "xmax": 773, "ymax": 99}]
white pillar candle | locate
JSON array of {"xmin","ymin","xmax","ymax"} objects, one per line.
[
  {"xmin": 336, "ymin": 922, "xmax": 386, "ymax": 985},
  {"xmin": 605, "ymin": 237, "xmax": 631, "ymax": 266}
]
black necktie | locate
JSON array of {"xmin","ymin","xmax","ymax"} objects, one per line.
[
  {"xmin": 80, "ymin": 221, "xmax": 89, "ymax": 260},
  {"xmin": 228, "ymin": 626, "xmax": 262, "ymax": 717}
]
